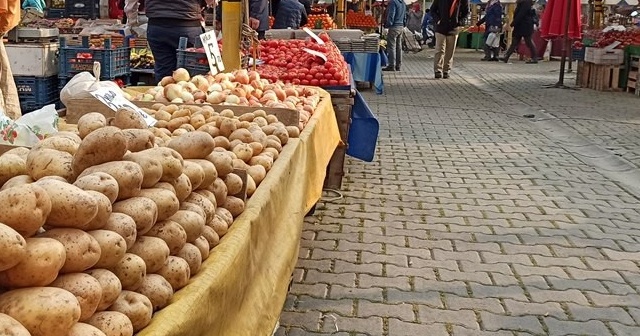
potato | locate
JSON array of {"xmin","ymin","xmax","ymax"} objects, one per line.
[
  {"xmin": 224, "ymin": 173, "xmax": 243, "ymax": 195},
  {"xmin": 138, "ymin": 188, "xmax": 179, "ymax": 221},
  {"xmin": 261, "ymin": 124, "xmax": 276, "ymax": 135},
  {"xmin": 153, "ymin": 181, "xmax": 176, "ymax": 194},
  {"xmin": 2, "ymin": 147, "xmax": 29, "ymax": 160},
  {"xmin": 78, "ymin": 112, "xmax": 107, "ymax": 139},
  {"xmin": 229, "ymin": 139, "xmax": 242, "ymax": 150},
  {"xmin": 103, "ymin": 213, "xmax": 137, "ymax": 251},
  {"xmin": 179, "ymin": 202, "xmax": 207, "ymax": 221},
  {"xmin": 156, "ymin": 256, "xmax": 190, "ymax": 291},
  {"xmin": 190, "ymin": 113, "xmax": 206, "ymax": 129},
  {"xmin": 154, "ymin": 110, "xmax": 172, "ymax": 122},
  {"xmin": 188, "ymin": 159, "xmax": 217, "ymax": 190},
  {"xmin": 198, "ymin": 124, "xmax": 220, "ymax": 138},
  {"xmin": 232, "ymin": 158, "xmax": 249, "ymax": 170},
  {"xmin": 253, "ymin": 116, "xmax": 268, "ymax": 127},
  {"xmin": 249, "ymin": 155, "xmax": 273, "ymax": 171},
  {"xmin": 177, "ymin": 243, "xmax": 202, "ymax": 274},
  {"xmin": 84, "ymin": 269, "xmax": 122, "ymax": 311},
  {"xmin": 0, "ymin": 287, "xmax": 81, "ymax": 336},
  {"xmin": 171, "ymin": 174, "xmax": 193, "ymax": 202},
  {"xmin": 113, "ymin": 107, "xmax": 147, "ymax": 129},
  {"xmin": 68, "ymin": 323, "xmax": 107, "ymax": 336},
  {"xmin": 0, "ymin": 223, "xmax": 26, "ymax": 272},
  {"xmin": 249, "ymin": 142, "xmax": 264, "ymax": 156},
  {"xmin": 26, "ymin": 148, "xmax": 73, "ymax": 181},
  {"xmin": 0, "ymin": 313, "xmax": 30, "ymax": 336},
  {"xmin": 73, "ymin": 173, "xmax": 119, "ymax": 204},
  {"xmin": 108, "ymin": 291, "xmax": 152, "ymax": 332},
  {"xmin": 286, "ymin": 125, "xmax": 301, "ymax": 138},
  {"xmin": 208, "ymin": 178, "xmax": 228, "ymax": 207},
  {"xmin": 40, "ymin": 229, "xmax": 101, "ymax": 273},
  {"xmin": 138, "ymin": 147, "xmax": 183, "ymax": 182},
  {"xmin": 247, "ymin": 165, "xmax": 267, "ymax": 185},
  {"xmin": 219, "ymin": 118, "xmax": 237, "ymax": 138},
  {"xmin": 32, "ymin": 136, "xmax": 79, "ymax": 155},
  {"xmin": 72, "ymin": 126, "xmax": 128, "ymax": 177},
  {"xmin": 34, "ymin": 179, "xmax": 98, "ymax": 229},
  {"xmin": 166, "ymin": 116, "xmax": 189, "ymax": 132},
  {"xmin": 232, "ymin": 143, "xmax": 253, "ymax": 162},
  {"xmin": 184, "ymin": 192, "xmax": 215, "ymax": 223},
  {"xmin": 78, "ymin": 161, "xmax": 144, "ymax": 201},
  {"xmin": 213, "ymin": 136, "xmax": 231, "ymax": 149},
  {"xmin": 238, "ymin": 112, "xmax": 255, "ymax": 122},
  {"xmin": 144, "ymin": 220, "xmax": 187, "ymax": 255},
  {"xmin": 109, "ymin": 253, "xmax": 146, "ymax": 291},
  {"xmin": 246, "ymin": 174, "xmax": 256, "ymax": 197},
  {"xmin": 167, "ymin": 131, "xmax": 215, "ymax": 159},
  {"xmin": 262, "ymin": 147, "xmax": 280, "ymax": 160},
  {"xmin": 85, "ymin": 191, "xmax": 113, "ymax": 230},
  {"xmin": 182, "ymin": 160, "xmax": 205, "ymax": 190},
  {"xmin": 0, "ymin": 154, "xmax": 26, "ymax": 186},
  {"xmin": 272, "ymin": 127, "xmax": 290, "ymax": 145},
  {"xmin": 201, "ymin": 226, "xmax": 220, "ymax": 248},
  {"xmin": 88, "ymin": 230, "xmax": 127, "ymax": 269},
  {"xmin": 208, "ymin": 215, "xmax": 229, "ymax": 237},
  {"xmin": 251, "ymin": 130, "xmax": 267, "ymax": 146},
  {"xmin": 0, "ymin": 237, "xmax": 64, "ymax": 287},
  {"xmin": 128, "ymin": 237, "xmax": 170, "ymax": 273},
  {"xmin": 229, "ymin": 128, "xmax": 253, "ymax": 143},
  {"xmin": 122, "ymin": 152, "xmax": 163, "ymax": 188},
  {"xmin": 216, "ymin": 208, "xmax": 234, "ymax": 226},
  {"xmin": 193, "ymin": 236, "xmax": 210, "ymax": 260},
  {"xmin": 122, "ymin": 129, "xmax": 154, "ymax": 152},
  {"xmin": 194, "ymin": 190, "xmax": 217, "ymax": 208},
  {"xmin": 50, "ymin": 273, "xmax": 102, "ymax": 321},
  {"xmin": 168, "ymin": 210, "xmax": 206, "ymax": 243},
  {"xmin": 135, "ymin": 274, "xmax": 173, "ymax": 311},
  {"xmin": 112, "ymin": 197, "xmax": 158, "ymax": 235},
  {"xmin": 0, "ymin": 175, "xmax": 32, "ymax": 191},
  {"xmin": 86, "ymin": 311, "xmax": 133, "ymax": 336}
]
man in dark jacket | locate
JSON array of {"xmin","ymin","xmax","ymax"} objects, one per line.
[
  {"xmin": 431, "ymin": 0, "xmax": 469, "ymax": 78},
  {"xmin": 145, "ymin": 0, "xmax": 211, "ymax": 82},
  {"xmin": 501, "ymin": 0, "xmax": 537, "ymax": 63},
  {"xmin": 273, "ymin": 0, "xmax": 307, "ymax": 29},
  {"xmin": 476, "ymin": 0, "xmax": 501, "ymax": 61},
  {"xmin": 383, "ymin": 0, "xmax": 407, "ymax": 72},
  {"xmin": 249, "ymin": 0, "xmax": 269, "ymax": 39}
]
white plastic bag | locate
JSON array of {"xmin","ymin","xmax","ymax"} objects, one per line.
[
  {"xmin": 0, "ymin": 104, "xmax": 58, "ymax": 146},
  {"xmin": 60, "ymin": 62, "xmax": 123, "ymax": 107},
  {"xmin": 486, "ymin": 32, "xmax": 500, "ymax": 48}
]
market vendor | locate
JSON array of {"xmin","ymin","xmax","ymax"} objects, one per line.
[
  {"xmin": 141, "ymin": 0, "xmax": 215, "ymax": 82},
  {"xmin": 21, "ymin": 0, "xmax": 45, "ymax": 13},
  {"xmin": 0, "ymin": 0, "xmax": 22, "ymax": 120},
  {"xmin": 272, "ymin": 0, "xmax": 307, "ymax": 29}
]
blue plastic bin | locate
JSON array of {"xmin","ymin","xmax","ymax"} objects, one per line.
[{"xmin": 15, "ymin": 75, "xmax": 59, "ymax": 113}]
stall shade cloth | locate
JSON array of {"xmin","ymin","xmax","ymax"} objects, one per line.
[
  {"xmin": 342, "ymin": 51, "xmax": 385, "ymax": 94},
  {"xmin": 137, "ymin": 89, "xmax": 340, "ymax": 336},
  {"xmin": 540, "ymin": 0, "xmax": 582, "ymax": 39}
]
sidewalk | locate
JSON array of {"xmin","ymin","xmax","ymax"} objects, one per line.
[{"xmin": 278, "ymin": 50, "xmax": 640, "ymax": 336}]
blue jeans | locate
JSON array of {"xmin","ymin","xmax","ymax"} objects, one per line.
[
  {"xmin": 386, "ymin": 26, "xmax": 403, "ymax": 69},
  {"xmin": 147, "ymin": 25, "xmax": 204, "ymax": 83}
]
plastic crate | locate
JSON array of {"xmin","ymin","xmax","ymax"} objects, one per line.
[
  {"xmin": 59, "ymin": 36, "xmax": 131, "ymax": 79},
  {"xmin": 572, "ymin": 48, "xmax": 585, "ymax": 61},
  {"xmin": 45, "ymin": 8, "xmax": 66, "ymax": 18},
  {"xmin": 14, "ymin": 76, "xmax": 59, "ymax": 113},
  {"xmin": 176, "ymin": 37, "xmax": 210, "ymax": 76},
  {"xmin": 65, "ymin": 0, "xmax": 99, "ymax": 19}
]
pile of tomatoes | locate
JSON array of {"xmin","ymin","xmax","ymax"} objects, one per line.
[
  {"xmin": 304, "ymin": 14, "xmax": 336, "ymax": 30},
  {"xmin": 588, "ymin": 28, "xmax": 640, "ymax": 49},
  {"xmin": 257, "ymin": 33, "xmax": 350, "ymax": 87},
  {"xmin": 345, "ymin": 11, "xmax": 377, "ymax": 28}
]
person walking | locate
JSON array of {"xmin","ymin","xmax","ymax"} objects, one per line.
[
  {"xmin": 500, "ymin": 0, "xmax": 537, "ymax": 63},
  {"xmin": 476, "ymin": 0, "xmax": 502, "ymax": 61},
  {"xmin": 431, "ymin": 0, "xmax": 469, "ymax": 79},
  {"xmin": 272, "ymin": 0, "xmax": 307, "ymax": 29},
  {"xmin": 421, "ymin": 9, "xmax": 434, "ymax": 46},
  {"xmin": 383, "ymin": 0, "xmax": 407, "ymax": 72}
]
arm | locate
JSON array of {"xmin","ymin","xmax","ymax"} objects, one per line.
[
  {"xmin": 386, "ymin": 2, "xmax": 396, "ymax": 27},
  {"xmin": 124, "ymin": 0, "xmax": 140, "ymax": 26},
  {"xmin": 511, "ymin": 2, "xmax": 529, "ymax": 26},
  {"xmin": 300, "ymin": 7, "xmax": 308, "ymax": 27},
  {"xmin": 249, "ymin": 0, "xmax": 267, "ymax": 20},
  {"xmin": 430, "ymin": 1, "xmax": 440, "ymax": 24},
  {"xmin": 459, "ymin": 0, "xmax": 469, "ymax": 20},
  {"xmin": 477, "ymin": 16, "xmax": 486, "ymax": 26}
]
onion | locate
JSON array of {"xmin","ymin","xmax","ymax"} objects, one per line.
[
  {"xmin": 181, "ymin": 91, "xmax": 194, "ymax": 103},
  {"xmin": 173, "ymin": 68, "xmax": 191, "ymax": 82},
  {"xmin": 214, "ymin": 73, "xmax": 229, "ymax": 82},
  {"xmin": 207, "ymin": 91, "xmax": 225, "ymax": 104},
  {"xmin": 155, "ymin": 91, "xmax": 169, "ymax": 102},
  {"xmin": 183, "ymin": 82, "xmax": 198, "ymax": 93},
  {"xmin": 142, "ymin": 93, "xmax": 155, "ymax": 101},
  {"xmin": 273, "ymin": 88, "xmax": 286, "ymax": 101},
  {"xmin": 164, "ymin": 83, "xmax": 183, "ymax": 102},
  {"xmin": 123, "ymin": 92, "xmax": 133, "ymax": 101},
  {"xmin": 238, "ymin": 97, "xmax": 249, "ymax": 105},
  {"xmin": 284, "ymin": 101, "xmax": 296, "ymax": 110},
  {"xmin": 225, "ymin": 94, "xmax": 240, "ymax": 105},
  {"xmin": 191, "ymin": 75, "xmax": 209, "ymax": 87},
  {"xmin": 193, "ymin": 91, "xmax": 207, "ymax": 101},
  {"xmin": 209, "ymin": 83, "xmax": 223, "ymax": 92},
  {"xmin": 250, "ymin": 80, "xmax": 264, "ymax": 91},
  {"xmin": 284, "ymin": 88, "xmax": 298, "ymax": 97},
  {"xmin": 235, "ymin": 69, "xmax": 250, "ymax": 85},
  {"xmin": 252, "ymin": 89, "xmax": 263, "ymax": 99},
  {"xmin": 248, "ymin": 71, "xmax": 260, "ymax": 82},
  {"xmin": 221, "ymin": 80, "xmax": 236, "ymax": 91},
  {"xmin": 160, "ymin": 76, "xmax": 175, "ymax": 86},
  {"xmin": 231, "ymin": 87, "xmax": 246, "ymax": 98},
  {"xmin": 171, "ymin": 97, "xmax": 184, "ymax": 103}
]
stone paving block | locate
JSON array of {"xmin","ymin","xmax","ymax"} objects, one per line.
[
  {"xmin": 387, "ymin": 318, "xmax": 449, "ymax": 336},
  {"xmin": 438, "ymin": 269, "xmax": 492, "ymax": 285},
  {"xmin": 418, "ymin": 306, "xmax": 479, "ymax": 329},
  {"xmin": 545, "ymin": 277, "xmax": 607, "ymax": 293},
  {"xmin": 310, "ymin": 249, "xmax": 358, "ymax": 263},
  {"xmin": 296, "ymin": 296, "xmax": 354, "ymax": 316},
  {"xmin": 451, "ymin": 325, "xmax": 515, "ymax": 336},
  {"xmin": 321, "ymin": 315, "xmax": 383, "ymax": 335},
  {"xmin": 543, "ymin": 317, "xmax": 612, "ymax": 336},
  {"xmin": 512, "ymin": 264, "xmax": 567, "ymax": 278},
  {"xmin": 549, "ymin": 245, "xmax": 605, "ymax": 259},
  {"xmin": 478, "ymin": 311, "xmax": 544, "ymax": 334},
  {"xmin": 329, "ymin": 285, "xmax": 383, "ymax": 302},
  {"xmin": 414, "ymin": 278, "xmax": 469, "ymax": 297},
  {"xmin": 385, "ymin": 245, "xmax": 436, "ymax": 259},
  {"xmin": 444, "ymin": 294, "xmax": 504, "ymax": 314},
  {"xmin": 432, "ymin": 249, "xmax": 482, "ymax": 263},
  {"xmin": 609, "ymin": 322, "xmax": 640, "ymax": 336},
  {"xmin": 386, "ymin": 288, "xmax": 443, "ymax": 308},
  {"xmin": 279, "ymin": 311, "xmax": 322, "ymax": 331},
  {"xmin": 304, "ymin": 270, "xmax": 357, "ymax": 287},
  {"xmin": 532, "ymin": 255, "xmax": 587, "ymax": 269},
  {"xmin": 503, "ymin": 299, "xmax": 566, "ymax": 319},
  {"xmin": 586, "ymin": 292, "xmax": 640, "ymax": 307},
  {"xmin": 385, "ymin": 264, "xmax": 437, "ymax": 279},
  {"xmin": 469, "ymin": 283, "xmax": 528, "ymax": 301},
  {"xmin": 481, "ymin": 252, "xmax": 533, "ymax": 266},
  {"xmin": 602, "ymin": 280, "xmax": 637, "ymax": 295},
  {"xmin": 566, "ymin": 303, "xmax": 635, "ymax": 325},
  {"xmin": 528, "ymin": 288, "xmax": 589, "ymax": 305},
  {"xmin": 502, "ymin": 243, "xmax": 552, "ymax": 256},
  {"xmin": 358, "ymin": 300, "xmax": 415, "ymax": 322},
  {"xmin": 290, "ymin": 283, "xmax": 328, "ymax": 298},
  {"xmin": 459, "ymin": 261, "xmax": 513, "ymax": 275},
  {"xmin": 565, "ymin": 268, "xmax": 626, "ymax": 284},
  {"xmin": 409, "ymin": 257, "xmax": 459, "ymax": 271},
  {"xmin": 361, "ymin": 251, "xmax": 408, "ymax": 267},
  {"xmin": 297, "ymin": 259, "xmax": 333, "ymax": 272},
  {"xmin": 333, "ymin": 260, "xmax": 383, "ymax": 276},
  {"xmin": 359, "ymin": 274, "xmax": 411, "ymax": 291}
]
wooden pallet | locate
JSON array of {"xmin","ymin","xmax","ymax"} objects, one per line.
[{"xmin": 578, "ymin": 62, "xmax": 622, "ymax": 91}]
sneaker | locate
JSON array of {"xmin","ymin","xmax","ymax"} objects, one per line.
[
  {"xmin": 382, "ymin": 66, "xmax": 396, "ymax": 72},
  {"xmin": 443, "ymin": 72, "xmax": 450, "ymax": 79},
  {"xmin": 499, "ymin": 57, "xmax": 509, "ymax": 63},
  {"xmin": 435, "ymin": 72, "xmax": 442, "ymax": 79},
  {"xmin": 526, "ymin": 60, "xmax": 538, "ymax": 64},
  {"xmin": 396, "ymin": 66, "xmax": 401, "ymax": 71},
  {"xmin": 490, "ymin": 58, "xmax": 500, "ymax": 62}
]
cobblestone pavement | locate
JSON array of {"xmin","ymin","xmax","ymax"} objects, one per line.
[{"xmin": 277, "ymin": 49, "xmax": 640, "ymax": 336}]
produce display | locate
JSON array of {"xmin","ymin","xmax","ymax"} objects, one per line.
[
  {"xmin": 131, "ymin": 48, "xmax": 155, "ymax": 69},
  {"xmin": 583, "ymin": 27, "xmax": 640, "ymax": 49},
  {"xmin": 127, "ymin": 68, "xmax": 322, "ymax": 129},
  {"xmin": 346, "ymin": 11, "xmax": 377, "ymax": 28},
  {"xmin": 304, "ymin": 14, "xmax": 336, "ymax": 30},
  {"xmin": 0, "ymin": 102, "xmax": 299, "ymax": 336}
]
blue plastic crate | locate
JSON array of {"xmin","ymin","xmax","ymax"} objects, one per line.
[
  {"xmin": 572, "ymin": 48, "xmax": 585, "ymax": 61},
  {"xmin": 65, "ymin": 0, "xmax": 99, "ymax": 19},
  {"xmin": 15, "ymin": 76, "xmax": 59, "ymax": 113},
  {"xmin": 176, "ymin": 36, "xmax": 210, "ymax": 76},
  {"xmin": 59, "ymin": 36, "xmax": 131, "ymax": 80},
  {"xmin": 45, "ymin": 8, "xmax": 66, "ymax": 18}
]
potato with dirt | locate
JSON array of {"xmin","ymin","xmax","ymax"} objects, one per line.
[
  {"xmin": 0, "ymin": 223, "xmax": 26, "ymax": 272},
  {"xmin": 0, "ymin": 237, "xmax": 66, "ymax": 287},
  {"xmin": 39, "ymin": 228, "xmax": 101, "ymax": 273},
  {"xmin": 34, "ymin": 179, "xmax": 98, "ymax": 229},
  {"xmin": 50, "ymin": 273, "xmax": 103, "ymax": 321}
]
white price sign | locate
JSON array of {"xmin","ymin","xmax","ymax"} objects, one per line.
[
  {"xmin": 302, "ymin": 48, "xmax": 327, "ymax": 62},
  {"xmin": 303, "ymin": 27, "xmax": 325, "ymax": 45},
  {"xmin": 200, "ymin": 30, "xmax": 224, "ymax": 75},
  {"xmin": 90, "ymin": 87, "xmax": 157, "ymax": 127}
]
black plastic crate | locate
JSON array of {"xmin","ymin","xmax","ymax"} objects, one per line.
[
  {"xmin": 572, "ymin": 48, "xmax": 585, "ymax": 61},
  {"xmin": 176, "ymin": 36, "xmax": 210, "ymax": 76},
  {"xmin": 65, "ymin": 0, "xmax": 99, "ymax": 19},
  {"xmin": 45, "ymin": 8, "xmax": 66, "ymax": 18},
  {"xmin": 15, "ymin": 76, "xmax": 59, "ymax": 113},
  {"xmin": 59, "ymin": 36, "xmax": 131, "ymax": 80}
]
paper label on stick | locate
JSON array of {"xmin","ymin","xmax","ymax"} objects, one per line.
[
  {"xmin": 303, "ymin": 27, "xmax": 325, "ymax": 45},
  {"xmin": 302, "ymin": 48, "xmax": 328, "ymax": 62},
  {"xmin": 605, "ymin": 41, "xmax": 621, "ymax": 51},
  {"xmin": 90, "ymin": 87, "xmax": 157, "ymax": 126},
  {"xmin": 200, "ymin": 30, "xmax": 225, "ymax": 75}
]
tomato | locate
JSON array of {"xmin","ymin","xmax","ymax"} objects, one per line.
[
  {"xmin": 319, "ymin": 79, "xmax": 329, "ymax": 86},
  {"xmin": 329, "ymin": 79, "xmax": 338, "ymax": 86},
  {"xmin": 324, "ymin": 73, "xmax": 333, "ymax": 80},
  {"xmin": 310, "ymin": 79, "xmax": 319, "ymax": 86},
  {"xmin": 333, "ymin": 72, "xmax": 342, "ymax": 80}
]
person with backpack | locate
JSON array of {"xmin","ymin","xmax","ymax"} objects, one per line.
[
  {"xmin": 500, "ymin": 0, "xmax": 537, "ymax": 63},
  {"xmin": 383, "ymin": 0, "xmax": 407, "ymax": 72},
  {"xmin": 430, "ymin": 0, "xmax": 469, "ymax": 79},
  {"xmin": 476, "ymin": 0, "xmax": 502, "ymax": 61}
]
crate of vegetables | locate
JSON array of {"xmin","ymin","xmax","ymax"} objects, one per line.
[
  {"xmin": 176, "ymin": 37, "xmax": 210, "ymax": 77},
  {"xmin": 585, "ymin": 47, "xmax": 624, "ymax": 65},
  {"xmin": 59, "ymin": 36, "xmax": 131, "ymax": 79}
]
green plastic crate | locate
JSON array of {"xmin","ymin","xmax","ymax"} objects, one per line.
[
  {"xmin": 621, "ymin": 45, "xmax": 640, "ymax": 88},
  {"xmin": 457, "ymin": 32, "xmax": 471, "ymax": 48},
  {"xmin": 471, "ymin": 32, "xmax": 484, "ymax": 49}
]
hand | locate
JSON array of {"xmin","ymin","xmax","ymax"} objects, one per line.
[
  {"xmin": 475, "ymin": 22, "xmax": 480, "ymax": 27},
  {"xmin": 249, "ymin": 17, "xmax": 260, "ymax": 30},
  {"xmin": 215, "ymin": 20, "xmax": 222, "ymax": 30},
  {"xmin": 205, "ymin": 0, "xmax": 217, "ymax": 6}
]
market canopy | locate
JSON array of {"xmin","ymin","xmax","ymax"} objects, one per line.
[{"xmin": 540, "ymin": 0, "xmax": 582, "ymax": 40}]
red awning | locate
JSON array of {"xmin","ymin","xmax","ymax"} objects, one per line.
[{"xmin": 540, "ymin": 0, "xmax": 582, "ymax": 40}]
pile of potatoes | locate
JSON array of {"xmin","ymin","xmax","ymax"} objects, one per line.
[{"xmin": 0, "ymin": 106, "xmax": 295, "ymax": 336}]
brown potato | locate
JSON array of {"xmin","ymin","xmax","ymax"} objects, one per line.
[
  {"xmin": 72, "ymin": 126, "xmax": 128, "ymax": 177},
  {"xmin": 176, "ymin": 243, "xmax": 202, "ymax": 274},
  {"xmin": 77, "ymin": 112, "xmax": 107, "ymax": 139},
  {"xmin": 122, "ymin": 129, "xmax": 155, "ymax": 152},
  {"xmin": 156, "ymin": 256, "xmax": 190, "ymax": 291},
  {"xmin": 170, "ymin": 174, "xmax": 193, "ymax": 202},
  {"xmin": 246, "ymin": 174, "xmax": 256, "ymax": 197},
  {"xmin": 201, "ymin": 226, "xmax": 220, "ymax": 248},
  {"xmin": 167, "ymin": 131, "xmax": 215, "ymax": 159},
  {"xmin": 286, "ymin": 125, "xmax": 301, "ymax": 138},
  {"xmin": 209, "ymin": 177, "xmax": 228, "ymax": 206},
  {"xmin": 39, "ymin": 228, "xmax": 101, "ymax": 273},
  {"xmin": 168, "ymin": 210, "xmax": 206, "ymax": 243},
  {"xmin": 88, "ymin": 230, "xmax": 127, "ymax": 269},
  {"xmin": 224, "ymin": 173, "xmax": 243, "ymax": 195},
  {"xmin": 78, "ymin": 161, "xmax": 144, "ymax": 201},
  {"xmin": 108, "ymin": 291, "xmax": 152, "ymax": 332},
  {"xmin": 144, "ymin": 220, "xmax": 187, "ymax": 255},
  {"xmin": 135, "ymin": 274, "xmax": 173, "ymax": 311},
  {"xmin": 138, "ymin": 188, "xmax": 180, "ymax": 221},
  {"xmin": 34, "ymin": 179, "xmax": 98, "ymax": 229},
  {"xmin": 84, "ymin": 269, "xmax": 122, "ymax": 311},
  {"xmin": 73, "ymin": 172, "xmax": 119, "ymax": 204},
  {"xmin": 112, "ymin": 197, "xmax": 158, "ymax": 235},
  {"xmin": 138, "ymin": 147, "xmax": 184, "ymax": 182},
  {"xmin": 68, "ymin": 323, "xmax": 107, "ymax": 336},
  {"xmin": 0, "ymin": 237, "xmax": 66, "ymax": 288},
  {"xmin": 50, "ymin": 273, "xmax": 103, "ymax": 321},
  {"xmin": 122, "ymin": 152, "xmax": 163, "ymax": 188},
  {"xmin": 0, "ymin": 175, "xmax": 33, "ymax": 191},
  {"xmin": 215, "ymin": 207, "xmax": 234, "ymax": 226},
  {"xmin": 86, "ymin": 311, "xmax": 133, "ymax": 336},
  {"xmin": 109, "ymin": 253, "xmax": 146, "ymax": 291},
  {"xmin": 194, "ymin": 189, "xmax": 217, "ymax": 209},
  {"xmin": 0, "ymin": 154, "xmax": 26, "ymax": 186},
  {"xmin": 0, "ymin": 313, "xmax": 31, "ymax": 336},
  {"xmin": 0, "ymin": 223, "xmax": 26, "ymax": 272},
  {"xmin": 153, "ymin": 182, "xmax": 176, "ymax": 194},
  {"xmin": 102, "ymin": 213, "xmax": 137, "ymax": 251},
  {"xmin": 183, "ymin": 192, "xmax": 215, "ymax": 224},
  {"xmin": 127, "ymin": 236, "xmax": 170, "ymax": 273},
  {"xmin": 208, "ymin": 214, "xmax": 229, "ymax": 238},
  {"xmin": 32, "ymin": 136, "xmax": 79, "ymax": 155},
  {"xmin": 26, "ymin": 148, "xmax": 73, "ymax": 181},
  {"xmin": 85, "ymin": 191, "xmax": 113, "ymax": 230},
  {"xmin": 2, "ymin": 147, "xmax": 30, "ymax": 160},
  {"xmin": 113, "ymin": 107, "xmax": 147, "ymax": 129},
  {"xmin": 247, "ymin": 165, "xmax": 267, "ymax": 185},
  {"xmin": 182, "ymin": 160, "xmax": 205, "ymax": 190},
  {"xmin": 193, "ymin": 236, "xmax": 210, "ymax": 260}
]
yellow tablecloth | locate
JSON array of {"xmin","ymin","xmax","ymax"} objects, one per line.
[{"xmin": 138, "ymin": 89, "xmax": 340, "ymax": 336}]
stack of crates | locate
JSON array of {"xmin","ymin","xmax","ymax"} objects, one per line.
[{"xmin": 176, "ymin": 37, "xmax": 210, "ymax": 77}]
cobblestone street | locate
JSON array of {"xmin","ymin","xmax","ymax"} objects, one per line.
[{"xmin": 277, "ymin": 50, "xmax": 640, "ymax": 336}]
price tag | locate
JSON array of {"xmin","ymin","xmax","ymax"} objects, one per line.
[
  {"xmin": 302, "ymin": 48, "xmax": 328, "ymax": 62},
  {"xmin": 365, "ymin": 10, "xmax": 372, "ymax": 16},
  {"xmin": 90, "ymin": 87, "xmax": 157, "ymax": 127},
  {"xmin": 303, "ymin": 27, "xmax": 325, "ymax": 45},
  {"xmin": 200, "ymin": 30, "xmax": 225, "ymax": 75}
]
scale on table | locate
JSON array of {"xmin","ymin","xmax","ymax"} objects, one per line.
[{"xmin": 7, "ymin": 28, "xmax": 60, "ymax": 43}]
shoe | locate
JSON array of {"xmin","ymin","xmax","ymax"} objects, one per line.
[
  {"xmin": 443, "ymin": 72, "xmax": 450, "ymax": 79},
  {"xmin": 435, "ymin": 72, "xmax": 442, "ymax": 79},
  {"xmin": 382, "ymin": 66, "xmax": 395, "ymax": 72},
  {"xmin": 481, "ymin": 57, "xmax": 490, "ymax": 61},
  {"xmin": 490, "ymin": 58, "xmax": 500, "ymax": 62},
  {"xmin": 499, "ymin": 57, "xmax": 509, "ymax": 63},
  {"xmin": 396, "ymin": 66, "xmax": 401, "ymax": 71},
  {"xmin": 526, "ymin": 60, "xmax": 538, "ymax": 64}
]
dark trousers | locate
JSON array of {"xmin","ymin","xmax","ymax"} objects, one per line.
[
  {"xmin": 147, "ymin": 25, "xmax": 204, "ymax": 83},
  {"xmin": 504, "ymin": 33, "xmax": 537, "ymax": 61}
]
